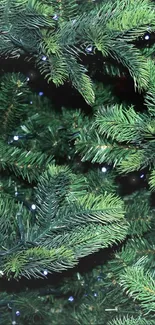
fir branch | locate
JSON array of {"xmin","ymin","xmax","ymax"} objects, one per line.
[
  {"xmin": 124, "ymin": 194, "xmax": 152, "ymax": 236},
  {"xmin": 144, "ymin": 60, "xmax": 155, "ymax": 116},
  {"xmin": 3, "ymin": 246, "xmax": 77, "ymax": 279},
  {"xmin": 119, "ymin": 266, "xmax": 155, "ymax": 314},
  {"xmin": 95, "ymin": 104, "xmax": 143, "ymax": 143},
  {"xmin": 149, "ymin": 169, "xmax": 155, "ymax": 191},
  {"xmin": 35, "ymin": 221, "xmax": 128, "ymax": 261},
  {"xmin": 85, "ymin": 169, "xmax": 118, "ymax": 195},
  {"xmin": 75, "ymin": 129, "xmax": 138, "ymax": 165},
  {"xmin": 35, "ymin": 164, "xmax": 88, "ymax": 225},
  {"xmin": 37, "ymin": 52, "xmax": 69, "ymax": 86},
  {"xmin": 0, "ymin": 73, "xmax": 31, "ymax": 136},
  {"xmin": 0, "ymin": 140, "xmax": 54, "ymax": 182},
  {"xmin": 109, "ymin": 237, "xmax": 155, "ymax": 282},
  {"xmin": 107, "ymin": 0, "xmax": 155, "ymax": 33},
  {"xmin": 56, "ymin": 0, "xmax": 78, "ymax": 22},
  {"xmin": 0, "ymin": 0, "xmax": 154, "ymax": 101},
  {"xmin": 116, "ymin": 149, "xmax": 151, "ymax": 173},
  {"xmin": 107, "ymin": 316, "xmax": 155, "ymax": 325}
]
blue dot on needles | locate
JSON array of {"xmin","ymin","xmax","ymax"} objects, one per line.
[
  {"xmin": 16, "ymin": 311, "xmax": 20, "ymax": 316},
  {"xmin": 68, "ymin": 296, "xmax": 74, "ymax": 302},
  {"xmin": 39, "ymin": 91, "xmax": 44, "ymax": 96}
]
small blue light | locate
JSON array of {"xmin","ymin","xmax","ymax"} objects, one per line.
[
  {"xmin": 93, "ymin": 292, "xmax": 98, "ymax": 297},
  {"xmin": 68, "ymin": 296, "xmax": 74, "ymax": 302},
  {"xmin": 72, "ymin": 19, "xmax": 77, "ymax": 25},
  {"xmin": 97, "ymin": 276, "xmax": 102, "ymax": 281},
  {"xmin": 16, "ymin": 311, "xmax": 20, "ymax": 316},
  {"xmin": 43, "ymin": 269, "xmax": 48, "ymax": 276},
  {"xmin": 42, "ymin": 55, "xmax": 47, "ymax": 61},
  {"xmin": 13, "ymin": 135, "xmax": 19, "ymax": 141},
  {"xmin": 101, "ymin": 166, "xmax": 107, "ymax": 173},
  {"xmin": 39, "ymin": 91, "xmax": 44, "ymax": 96},
  {"xmin": 30, "ymin": 101, "xmax": 33, "ymax": 104},
  {"xmin": 140, "ymin": 174, "xmax": 145, "ymax": 178},
  {"xmin": 145, "ymin": 34, "xmax": 150, "ymax": 40},
  {"xmin": 31, "ymin": 204, "xmax": 36, "ymax": 210},
  {"xmin": 53, "ymin": 14, "xmax": 58, "ymax": 20},
  {"xmin": 86, "ymin": 45, "xmax": 93, "ymax": 53}
]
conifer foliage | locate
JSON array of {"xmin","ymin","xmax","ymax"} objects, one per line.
[{"xmin": 0, "ymin": 1, "xmax": 155, "ymax": 324}]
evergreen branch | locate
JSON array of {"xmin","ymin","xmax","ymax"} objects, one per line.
[
  {"xmin": 28, "ymin": 0, "xmax": 57, "ymax": 18},
  {"xmin": 149, "ymin": 170, "xmax": 155, "ymax": 191},
  {"xmin": 35, "ymin": 219, "xmax": 128, "ymax": 257},
  {"xmin": 30, "ymin": 0, "xmax": 79, "ymax": 22},
  {"xmin": 119, "ymin": 266, "xmax": 155, "ymax": 314},
  {"xmin": 133, "ymin": 239, "xmax": 155, "ymax": 274},
  {"xmin": 141, "ymin": 43, "xmax": 155, "ymax": 58},
  {"xmin": 75, "ymin": 130, "xmax": 138, "ymax": 165},
  {"xmin": 59, "ymin": 222, "xmax": 128, "ymax": 259},
  {"xmin": 35, "ymin": 165, "xmax": 125, "ymax": 231},
  {"xmin": 107, "ymin": 316, "xmax": 155, "ymax": 325},
  {"xmin": 95, "ymin": 102, "xmax": 155, "ymax": 144},
  {"xmin": 13, "ymin": 292, "xmax": 51, "ymax": 324},
  {"xmin": 95, "ymin": 104, "xmax": 143, "ymax": 143},
  {"xmin": 0, "ymin": 140, "xmax": 54, "ymax": 182},
  {"xmin": 144, "ymin": 87, "xmax": 155, "ymax": 116},
  {"xmin": 102, "ymin": 62, "xmax": 126, "ymax": 78},
  {"xmin": 124, "ymin": 193, "xmax": 152, "ymax": 236},
  {"xmin": 37, "ymin": 53, "xmax": 69, "ymax": 86},
  {"xmin": 116, "ymin": 149, "xmax": 152, "ymax": 173},
  {"xmin": 74, "ymin": 192, "xmax": 125, "ymax": 223},
  {"xmin": 10, "ymin": 1, "xmax": 53, "ymax": 28},
  {"xmin": 85, "ymin": 169, "xmax": 118, "ymax": 195},
  {"xmin": 0, "ymin": 73, "xmax": 31, "ymax": 136},
  {"xmin": 0, "ymin": 193, "xmax": 19, "ymax": 243},
  {"xmin": 57, "ymin": 0, "xmax": 78, "ymax": 21},
  {"xmin": 0, "ymin": 0, "xmax": 154, "ymax": 101},
  {"xmin": 39, "ymin": 30, "xmax": 61, "ymax": 57},
  {"xmin": 107, "ymin": 0, "xmax": 155, "ymax": 33},
  {"xmin": 0, "ymin": 193, "xmax": 32, "ymax": 245},
  {"xmin": 108, "ymin": 42, "xmax": 149, "ymax": 91},
  {"xmin": 12, "ymin": 221, "xmax": 128, "ymax": 279},
  {"xmin": 0, "ymin": 191, "xmax": 34, "ymax": 251},
  {"xmin": 46, "ymin": 192, "xmax": 126, "ymax": 230},
  {"xmin": 3, "ymin": 246, "xmax": 77, "ymax": 279},
  {"xmin": 139, "ymin": 119, "xmax": 155, "ymax": 141},
  {"xmin": 38, "ymin": 34, "xmax": 95, "ymax": 104},
  {"xmin": 110, "ymin": 237, "xmax": 155, "ymax": 281},
  {"xmin": 35, "ymin": 164, "xmax": 88, "ymax": 225},
  {"xmin": 144, "ymin": 60, "xmax": 155, "ymax": 116}
]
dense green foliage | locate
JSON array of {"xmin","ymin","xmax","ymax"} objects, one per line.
[{"xmin": 0, "ymin": 1, "xmax": 155, "ymax": 324}]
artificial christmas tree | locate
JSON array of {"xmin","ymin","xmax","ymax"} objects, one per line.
[{"xmin": 0, "ymin": 1, "xmax": 155, "ymax": 324}]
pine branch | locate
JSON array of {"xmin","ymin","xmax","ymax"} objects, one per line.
[
  {"xmin": 119, "ymin": 266, "xmax": 155, "ymax": 315},
  {"xmin": 75, "ymin": 129, "xmax": 138, "ymax": 165},
  {"xmin": 116, "ymin": 147, "xmax": 153, "ymax": 173},
  {"xmin": 144, "ymin": 60, "xmax": 155, "ymax": 116},
  {"xmin": 0, "ymin": 139, "xmax": 54, "ymax": 182},
  {"xmin": 0, "ymin": 162, "xmax": 128, "ymax": 280},
  {"xmin": 107, "ymin": 0, "xmax": 155, "ymax": 35},
  {"xmin": 35, "ymin": 164, "xmax": 88, "ymax": 225},
  {"xmin": 85, "ymin": 169, "xmax": 118, "ymax": 195},
  {"xmin": 95, "ymin": 104, "xmax": 143, "ymax": 143},
  {"xmin": 124, "ymin": 193, "xmax": 152, "ymax": 236},
  {"xmin": 1, "ymin": 219, "xmax": 128, "ymax": 279},
  {"xmin": 0, "ymin": 73, "xmax": 31, "ymax": 136},
  {"xmin": 107, "ymin": 316, "xmax": 155, "ymax": 325},
  {"xmin": 0, "ymin": 0, "xmax": 154, "ymax": 102},
  {"xmin": 149, "ymin": 169, "xmax": 155, "ymax": 191}
]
